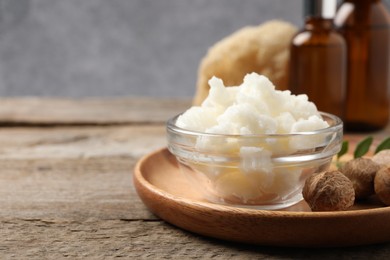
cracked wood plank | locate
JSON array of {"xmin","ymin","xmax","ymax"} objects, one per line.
[
  {"xmin": 0, "ymin": 97, "xmax": 191, "ymax": 125},
  {"xmin": 1, "ymin": 220, "xmax": 390, "ymax": 259},
  {"xmin": 0, "ymin": 156, "xmax": 154, "ymax": 221},
  {"xmin": 0, "ymin": 125, "xmax": 166, "ymax": 160},
  {"xmin": 0, "ymin": 125, "xmax": 165, "ymax": 221}
]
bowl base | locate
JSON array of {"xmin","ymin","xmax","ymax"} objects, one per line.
[{"xmin": 205, "ymin": 194, "xmax": 304, "ymax": 210}]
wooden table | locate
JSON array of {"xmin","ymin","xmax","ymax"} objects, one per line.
[{"xmin": 1, "ymin": 97, "xmax": 390, "ymax": 259}]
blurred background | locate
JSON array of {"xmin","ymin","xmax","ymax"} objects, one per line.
[{"xmin": 0, "ymin": 0, "xmax": 387, "ymax": 98}]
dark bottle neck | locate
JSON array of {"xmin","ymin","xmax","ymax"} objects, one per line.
[
  {"xmin": 304, "ymin": 17, "xmax": 335, "ymax": 31},
  {"xmin": 304, "ymin": 0, "xmax": 337, "ymax": 19}
]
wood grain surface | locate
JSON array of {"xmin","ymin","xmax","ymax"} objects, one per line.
[
  {"xmin": 0, "ymin": 97, "xmax": 390, "ymax": 259},
  {"xmin": 0, "ymin": 97, "xmax": 191, "ymax": 125}
]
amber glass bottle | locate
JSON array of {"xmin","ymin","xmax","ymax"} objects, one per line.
[
  {"xmin": 289, "ymin": 0, "xmax": 346, "ymax": 120},
  {"xmin": 335, "ymin": 0, "xmax": 390, "ymax": 132}
]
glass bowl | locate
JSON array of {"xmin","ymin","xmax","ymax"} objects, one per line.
[{"xmin": 166, "ymin": 112, "xmax": 343, "ymax": 210}]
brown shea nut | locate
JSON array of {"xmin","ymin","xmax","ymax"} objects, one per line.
[
  {"xmin": 374, "ymin": 166, "xmax": 390, "ymax": 206},
  {"xmin": 340, "ymin": 158, "xmax": 381, "ymax": 199},
  {"xmin": 372, "ymin": 150, "xmax": 390, "ymax": 166},
  {"xmin": 302, "ymin": 170, "xmax": 355, "ymax": 211}
]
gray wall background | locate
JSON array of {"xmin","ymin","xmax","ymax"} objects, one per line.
[
  {"xmin": 0, "ymin": 0, "xmax": 304, "ymax": 97},
  {"xmin": 0, "ymin": 0, "xmax": 387, "ymax": 98}
]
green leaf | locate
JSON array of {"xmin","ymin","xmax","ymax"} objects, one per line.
[
  {"xmin": 336, "ymin": 160, "xmax": 345, "ymax": 169},
  {"xmin": 354, "ymin": 136, "xmax": 373, "ymax": 158},
  {"xmin": 337, "ymin": 140, "xmax": 349, "ymax": 159},
  {"xmin": 375, "ymin": 137, "xmax": 390, "ymax": 154}
]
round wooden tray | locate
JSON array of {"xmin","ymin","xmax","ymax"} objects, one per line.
[{"xmin": 133, "ymin": 148, "xmax": 390, "ymax": 247}]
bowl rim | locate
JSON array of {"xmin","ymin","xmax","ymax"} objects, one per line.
[{"xmin": 167, "ymin": 111, "xmax": 343, "ymax": 138}]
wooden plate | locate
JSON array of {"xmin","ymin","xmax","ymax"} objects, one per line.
[{"xmin": 134, "ymin": 148, "xmax": 390, "ymax": 247}]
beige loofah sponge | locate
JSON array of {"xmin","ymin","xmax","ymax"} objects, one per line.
[{"xmin": 193, "ymin": 20, "xmax": 298, "ymax": 105}]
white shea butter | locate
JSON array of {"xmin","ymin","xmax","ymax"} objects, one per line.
[
  {"xmin": 176, "ymin": 73, "xmax": 329, "ymax": 203},
  {"xmin": 177, "ymin": 73, "xmax": 328, "ymax": 135}
]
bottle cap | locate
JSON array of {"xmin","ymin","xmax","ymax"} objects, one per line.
[{"xmin": 304, "ymin": 0, "xmax": 337, "ymax": 19}]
